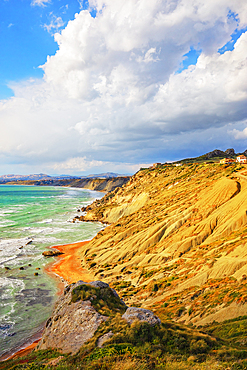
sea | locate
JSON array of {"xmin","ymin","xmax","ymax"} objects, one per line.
[{"xmin": 0, "ymin": 185, "xmax": 104, "ymax": 357}]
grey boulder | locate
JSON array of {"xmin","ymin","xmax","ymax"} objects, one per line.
[{"xmin": 122, "ymin": 307, "xmax": 161, "ymax": 326}]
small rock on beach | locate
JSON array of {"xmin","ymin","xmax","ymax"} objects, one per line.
[{"xmin": 42, "ymin": 250, "xmax": 64, "ymax": 257}]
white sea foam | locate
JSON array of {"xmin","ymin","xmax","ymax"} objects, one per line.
[
  {"xmin": 0, "ymin": 185, "xmax": 104, "ymax": 354},
  {"xmin": 0, "ymin": 255, "xmax": 18, "ymax": 265},
  {"xmin": 0, "ymin": 220, "xmax": 16, "ymax": 228},
  {"xmin": 23, "ymin": 226, "xmax": 73, "ymax": 235},
  {"xmin": 37, "ymin": 219, "xmax": 53, "ymax": 224},
  {"xmin": 0, "ymin": 205, "xmax": 26, "ymax": 216},
  {"xmin": 0, "ymin": 318, "xmax": 15, "ymax": 338},
  {"xmin": 0, "ymin": 278, "xmax": 24, "ymax": 337},
  {"xmin": 33, "ymin": 236, "xmax": 58, "ymax": 244},
  {"xmin": 0, "ymin": 238, "xmax": 36, "ymax": 265},
  {"xmin": 0, "ymin": 210, "xmax": 15, "ymax": 217},
  {"xmin": 0, "ymin": 277, "xmax": 25, "ymax": 299}
]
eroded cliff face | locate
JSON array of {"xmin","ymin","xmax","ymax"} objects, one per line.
[{"xmin": 77, "ymin": 163, "xmax": 247, "ymax": 325}]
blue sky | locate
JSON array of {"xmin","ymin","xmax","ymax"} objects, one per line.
[
  {"xmin": 0, "ymin": 0, "xmax": 84, "ymax": 99},
  {"xmin": 0, "ymin": 0, "xmax": 247, "ymax": 175}
]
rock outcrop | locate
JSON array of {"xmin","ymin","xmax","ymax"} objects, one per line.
[
  {"xmin": 225, "ymin": 148, "xmax": 235, "ymax": 156},
  {"xmin": 39, "ymin": 301, "xmax": 107, "ymax": 354},
  {"xmin": 38, "ymin": 280, "xmax": 160, "ymax": 355},
  {"xmin": 205, "ymin": 149, "xmax": 225, "ymax": 159},
  {"xmin": 122, "ymin": 307, "xmax": 161, "ymax": 326},
  {"xmin": 38, "ymin": 281, "xmax": 108, "ymax": 354},
  {"xmin": 97, "ymin": 331, "xmax": 114, "ymax": 348},
  {"xmin": 42, "ymin": 249, "xmax": 64, "ymax": 257}
]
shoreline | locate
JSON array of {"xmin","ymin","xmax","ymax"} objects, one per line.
[
  {"xmin": 46, "ymin": 240, "xmax": 93, "ymax": 284},
  {"xmin": 0, "ymin": 240, "xmax": 93, "ymax": 362}
]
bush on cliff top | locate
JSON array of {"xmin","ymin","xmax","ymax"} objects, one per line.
[{"xmin": 70, "ymin": 284, "xmax": 126, "ymax": 316}]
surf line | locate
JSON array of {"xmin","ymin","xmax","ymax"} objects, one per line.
[{"xmin": 0, "ymin": 239, "xmax": 94, "ymax": 361}]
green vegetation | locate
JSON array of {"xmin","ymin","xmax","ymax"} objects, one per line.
[
  {"xmin": 205, "ymin": 316, "xmax": 247, "ymax": 347},
  {"xmin": 70, "ymin": 284, "xmax": 126, "ymax": 316},
  {"xmin": 3, "ymin": 316, "xmax": 247, "ymax": 369}
]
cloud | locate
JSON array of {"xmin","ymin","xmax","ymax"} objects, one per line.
[
  {"xmin": 49, "ymin": 157, "xmax": 151, "ymax": 174},
  {"xmin": 149, "ymin": 32, "xmax": 247, "ymax": 133},
  {"xmin": 230, "ymin": 125, "xmax": 247, "ymax": 140},
  {"xmin": 1, "ymin": 0, "xmax": 247, "ymax": 174},
  {"xmin": 52, "ymin": 157, "xmax": 105, "ymax": 171},
  {"xmin": 31, "ymin": 0, "xmax": 51, "ymax": 7},
  {"xmin": 43, "ymin": 14, "xmax": 65, "ymax": 34},
  {"xmin": 77, "ymin": 1, "xmax": 84, "ymax": 10}
]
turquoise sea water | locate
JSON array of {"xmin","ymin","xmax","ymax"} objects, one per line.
[{"xmin": 0, "ymin": 185, "xmax": 104, "ymax": 357}]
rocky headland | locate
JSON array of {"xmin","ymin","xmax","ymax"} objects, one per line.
[
  {"xmin": 2, "ymin": 278, "xmax": 247, "ymax": 369},
  {"xmin": 37, "ymin": 280, "xmax": 162, "ymax": 354}
]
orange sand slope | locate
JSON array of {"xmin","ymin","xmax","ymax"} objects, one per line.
[{"xmin": 48, "ymin": 241, "xmax": 94, "ymax": 284}]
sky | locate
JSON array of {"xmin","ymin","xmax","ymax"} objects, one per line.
[{"xmin": 0, "ymin": 0, "xmax": 247, "ymax": 176}]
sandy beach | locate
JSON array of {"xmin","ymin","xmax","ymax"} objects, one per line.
[
  {"xmin": 46, "ymin": 240, "xmax": 94, "ymax": 284},
  {"xmin": 1, "ymin": 240, "xmax": 93, "ymax": 361}
]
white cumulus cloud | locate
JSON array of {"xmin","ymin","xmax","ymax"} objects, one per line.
[
  {"xmin": 230, "ymin": 125, "xmax": 247, "ymax": 140},
  {"xmin": 1, "ymin": 0, "xmax": 247, "ymax": 175}
]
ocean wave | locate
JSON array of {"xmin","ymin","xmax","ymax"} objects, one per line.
[
  {"xmin": 23, "ymin": 226, "xmax": 73, "ymax": 235},
  {"xmin": 0, "ymin": 277, "xmax": 25, "ymax": 299},
  {"xmin": 0, "ymin": 321, "xmax": 14, "ymax": 338},
  {"xmin": 33, "ymin": 236, "xmax": 59, "ymax": 243},
  {"xmin": 0, "ymin": 238, "xmax": 36, "ymax": 265},
  {"xmin": 0, "ymin": 210, "xmax": 15, "ymax": 216},
  {"xmin": 0, "ymin": 205, "xmax": 27, "ymax": 216},
  {"xmin": 37, "ymin": 219, "xmax": 53, "ymax": 224},
  {"xmin": 0, "ymin": 185, "xmax": 104, "ymax": 355},
  {"xmin": 30, "ymin": 196, "xmax": 55, "ymax": 199},
  {"xmin": 0, "ymin": 237, "xmax": 31, "ymax": 248},
  {"xmin": 0, "ymin": 220, "xmax": 16, "ymax": 228},
  {"xmin": 0, "ymin": 255, "xmax": 18, "ymax": 265}
]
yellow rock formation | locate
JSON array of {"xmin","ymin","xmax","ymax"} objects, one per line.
[{"xmin": 78, "ymin": 163, "xmax": 247, "ymax": 325}]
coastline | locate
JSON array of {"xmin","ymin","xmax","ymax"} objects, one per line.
[
  {"xmin": 0, "ymin": 239, "xmax": 93, "ymax": 361},
  {"xmin": 46, "ymin": 240, "xmax": 93, "ymax": 284}
]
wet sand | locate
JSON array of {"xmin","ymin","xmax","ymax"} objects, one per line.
[
  {"xmin": 1, "ymin": 240, "xmax": 93, "ymax": 361},
  {"xmin": 2, "ymin": 339, "xmax": 41, "ymax": 361}
]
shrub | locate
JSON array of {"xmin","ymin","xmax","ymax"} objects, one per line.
[
  {"xmin": 190, "ymin": 339, "xmax": 209, "ymax": 354},
  {"xmin": 152, "ymin": 283, "xmax": 159, "ymax": 292},
  {"xmin": 71, "ymin": 285, "xmax": 126, "ymax": 316},
  {"xmin": 86, "ymin": 344, "xmax": 135, "ymax": 361}
]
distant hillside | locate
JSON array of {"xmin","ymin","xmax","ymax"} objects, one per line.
[
  {"xmin": 83, "ymin": 172, "xmax": 129, "ymax": 179},
  {"xmin": 3, "ymin": 176, "xmax": 131, "ymax": 193},
  {"xmin": 0, "ymin": 172, "xmax": 128, "ymax": 184},
  {"xmin": 0, "ymin": 173, "xmax": 79, "ymax": 183},
  {"xmin": 176, "ymin": 148, "xmax": 247, "ymax": 164}
]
